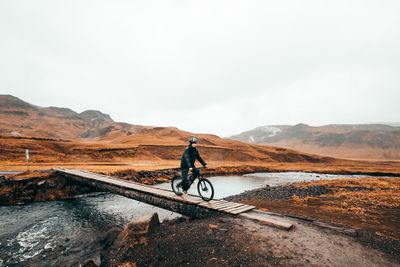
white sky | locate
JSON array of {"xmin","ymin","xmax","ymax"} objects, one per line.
[{"xmin": 1, "ymin": 0, "xmax": 399, "ymax": 137}]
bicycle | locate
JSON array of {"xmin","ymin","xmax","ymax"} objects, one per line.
[{"xmin": 171, "ymin": 167, "xmax": 214, "ymax": 201}]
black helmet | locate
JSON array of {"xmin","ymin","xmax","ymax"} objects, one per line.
[{"xmin": 189, "ymin": 137, "xmax": 198, "ymax": 144}]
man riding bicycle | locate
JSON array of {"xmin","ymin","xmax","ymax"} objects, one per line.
[{"xmin": 179, "ymin": 137, "xmax": 207, "ymax": 191}]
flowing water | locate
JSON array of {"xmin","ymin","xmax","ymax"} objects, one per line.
[
  {"xmin": 0, "ymin": 172, "xmax": 372, "ymax": 266},
  {"xmin": 155, "ymin": 171, "xmax": 370, "ymax": 198}
]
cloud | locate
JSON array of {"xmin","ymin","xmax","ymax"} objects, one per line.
[{"xmin": 1, "ymin": 0, "xmax": 399, "ymax": 136}]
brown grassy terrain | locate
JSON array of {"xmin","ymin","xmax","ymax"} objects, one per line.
[
  {"xmin": 2, "ymin": 134, "xmax": 400, "ymax": 177},
  {"xmin": 233, "ymin": 178, "xmax": 400, "ymax": 241}
]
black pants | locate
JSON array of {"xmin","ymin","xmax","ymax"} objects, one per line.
[
  {"xmin": 181, "ymin": 168, "xmax": 189, "ymax": 184},
  {"xmin": 181, "ymin": 167, "xmax": 199, "ymax": 184}
]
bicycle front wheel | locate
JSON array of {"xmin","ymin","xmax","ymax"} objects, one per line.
[
  {"xmin": 171, "ymin": 175, "xmax": 183, "ymax": 196},
  {"xmin": 197, "ymin": 178, "xmax": 214, "ymax": 201}
]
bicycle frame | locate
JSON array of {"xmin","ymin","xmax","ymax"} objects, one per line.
[{"xmin": 186, "ymin": 167, "xmax": 204, "ymax": 187}]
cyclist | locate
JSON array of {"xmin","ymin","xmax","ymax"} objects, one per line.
[{"xmin": 179, "ymin": 137, "xmax": 207, "ymax": 191}]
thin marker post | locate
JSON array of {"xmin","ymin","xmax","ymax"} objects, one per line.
[{"xmin": 26, "ymin": 149, "xmax": 29, "ymax": 171}]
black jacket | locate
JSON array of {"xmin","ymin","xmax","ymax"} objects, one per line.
[{"xmin": 180, "ymin": 146, "xmax": 206, "ymax": 169}]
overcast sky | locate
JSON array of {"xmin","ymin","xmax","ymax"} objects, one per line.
[{"xmin": 1, "ymin": 0, "xmax": 399, "ymax": 137}]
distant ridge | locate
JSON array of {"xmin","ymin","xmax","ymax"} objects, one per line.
[{"xmin": 230, "ymin": 123, "xmax": 400, "ymax": 160}]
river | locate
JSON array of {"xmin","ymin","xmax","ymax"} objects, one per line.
[{"xmin": 0, "ymin": 172, "xmax": 370, "ymax": 266}]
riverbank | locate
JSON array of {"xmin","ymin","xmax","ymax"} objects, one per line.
[
  {"xmin": 226, "ymin": 177, "xmax": 400, "ymax": 260},
  {"xmin": 0, "ymin": 171, "xmax": 96, "ymax": 205}
]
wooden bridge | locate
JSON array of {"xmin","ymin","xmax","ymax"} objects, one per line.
[{"xmin": 54, "ymin": 167, "xmax": 293, "ymax": 230}]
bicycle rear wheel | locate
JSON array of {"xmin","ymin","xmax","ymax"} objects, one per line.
[
  {"xmin": 197, "ymin": 178, "xmax": 214, "ymax": 201},
  {"xmin": 171, "ymin": 175, "xmax": 183, "ymax": 196}
]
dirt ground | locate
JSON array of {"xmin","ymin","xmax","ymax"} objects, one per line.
[
  {"xmin": 225, "ymin": 177, "xmax": 400, "ymax": 261},
  {"xmin": 99, "ymin": 177, "xmax": 400, "ymax": 267},
  {"xmin": 100, "ymin": 214, "xmax": 399, "ymax": 267}
]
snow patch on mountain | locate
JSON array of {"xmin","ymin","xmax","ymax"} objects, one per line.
[
  {"xmin": 249, "ymin": 136, "xmax": 255, "ymax": 143},
  {"xmin": 259, "ymin": 126, "xmax": 282, "ymax": 137}
]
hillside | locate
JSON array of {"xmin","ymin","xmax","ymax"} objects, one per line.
[
  {"xmin": 230, "ymin": 123, "xmax": 400, "ymax": 160},
  {"xmin": 0, "ymin": 94, "xmax": 143, "ymax": 140},
  {"xmin": 1, "ymin": 95, "xmax": 400, "ymax": 175},
  {"xmin": 0, "ymin": 95, "xmax": 336, "ymax": 167}
]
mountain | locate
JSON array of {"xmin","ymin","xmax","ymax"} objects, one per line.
[
  {"xmin": 230, "ymin": 123, "xmax": 400, "ymax": 160},
  {"xmin": 0, "ymin": 94, "xmax": 142, "ymax": 140},
  {"xmin": 1, "ymin": 95, "xmax": 339, "ymax": 168}
]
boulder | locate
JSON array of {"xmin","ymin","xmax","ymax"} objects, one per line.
[
  {"xmin": 101, "ymin": 213, "xmax": 161, "ymax": 265},
  {"xmin": 124, "ymin": 212, "xmax": 160, "ymax": 236},
  {"xmin": 116, "ymin": 212, "xmax": 160, "ymax": 245}
]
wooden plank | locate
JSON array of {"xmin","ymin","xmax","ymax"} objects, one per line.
[
  {"xmin": 197, "ymin": 200, "xmax": 215, "ymax": 208},
  {"xmin": 199, "ymin": 203, "xmax": 227, "ymax": 209},
  {"xmin": 221, "ymin": 204, "xmax": 251, "ymax": 213},
  {"xmin": 198, "ymin": 199, "xmax": 224, "ymax": 206},
  {"xmin": 214, "ymin": 201, "xmax": 242, "ymax": 208},
  {"xmin": 209, "ymin": 199, "xmax": 228, "ymax": 203},
  {"xmin": 204, "ymin": 200, "xmax": 224, "ymax": 205},
  {"xmin": 62, "ymin": 169, "xmax": 154, "ymax": 190},
  {"xmin": 218, "ymin": 203, "xmax": 245, "ymax": 211},
  {"xmin": 198, "ymin": 201, "xmax": 222, "ymax": 208},
  {"xmin": 66, "ymin": 171, "xmax": 167, "ymax": 197},
  {"xmin": 226, "ymin": 205, "xmax": 256, "ymax": 214},
  {"xmin": 204, "ymin": 199, "xmax": 226, "ymax": 204},
  {"xmin": 239, "ymin": 211, "xmax": 293, "ymax": 231},
  {"xmin": 179, "ymin": 196, "xmax": 203, "ymax": 204},
  {"xmin": 202, "ymin": 202, "xmax": 241, "ymax": 209},
  {"xmin": 159, "ymin": 191, "xmax": 203, "ymax": 204},
  {"xmin": 208, "ymin": 200, "xmax": 231, "ymax": 205},
  {"xmin": 199, "ymin": 202, "xmax": 226, "ymax": 209},
  {"xmin": 69, "ymin": 170, "xmax": 180, "ymax": 200}
]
